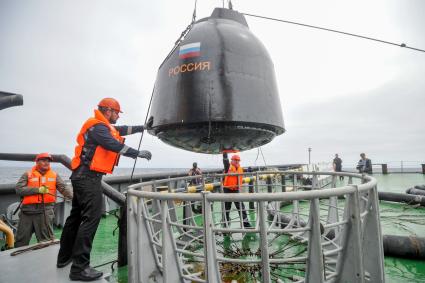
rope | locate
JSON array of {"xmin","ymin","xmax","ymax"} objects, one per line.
[
  {"xmin": 254, "ymin": 148, "xmax": 260, "ymax": 168},
  {"xmin": 10, "ymin": 240, "xmax": 59, "ymax": 256},
  {"xmin": 242, "ymin": 12, "xmax": 425, "ymax": 53},
  {"xmin": 93, "ymin": 259, "xmax": 118, "ymax": 270},
  {"xmin": 130, "ymin": 0, "xmax": 201, "ymax": 182},
  {"xmin": 159, "ymin": 0, "xmax": 198, "ymax": 69},
  {"xmin": 259, "ymin": 147, "xmax": 267, "ymax": 167},
  {"xmin": 129, "ymin": 85, "xmax": 155, "ymax": 184}
]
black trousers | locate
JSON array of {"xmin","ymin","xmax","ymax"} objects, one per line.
[
  {"xmin": 335, "ymin": 169, "xmax": 344, "ymax": 181},
  {"xmin": 58, "ymin": 176, "xmax": 103, "ymax": 273},
  {"xmin": 223, "ymin": 188, "xmax": 250, "ymax": 227}
]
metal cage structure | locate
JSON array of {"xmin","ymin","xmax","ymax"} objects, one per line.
[{"xmin": 127, "ymin": 171, "xmax": 384, "ymax": 283}]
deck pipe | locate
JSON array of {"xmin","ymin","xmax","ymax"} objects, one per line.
[
  {"xmin": 0, "ymin": 153, "xmax": 125, "ymax": 206},
  {"xmin": 267, "ymin": 202, "xmax": 425, "ymax": 259},
  {"xmin": 406, "ymin": 188, "xmax": 425, "ymax": 196},
  {"xmin": 378, "ymin": 191, "xmax": 425, "ymax": 206},
  {"xmin": 383, "ymin": 235, "xmax": 425, "ymax": 259},
  {"xmin": 0, "ymin": 219, "xmax": 14, "ymax": 249}
]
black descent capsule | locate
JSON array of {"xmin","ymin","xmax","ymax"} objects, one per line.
[{"xmin": 148, "ymin": 8, "xmax": 285, "ymax": 154}]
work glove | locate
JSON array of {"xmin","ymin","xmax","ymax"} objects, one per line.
[
  {"xmin": 144, "ymin": 116, "xmax": 154, "ymax": 130},
  {"xmin": 38, "ymin": 185, "xmax": 49, "ymax": 194},
  {"xmin": 138, "ymin": 150, "xmax": 152, "ymax": 161},
  {"xmin": 133, "ymin": 125, "xmax": 144, "ymax": 133}
]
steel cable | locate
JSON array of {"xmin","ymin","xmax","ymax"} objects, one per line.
[{"xmin": 242, "ymin": 12, "xmax": 425, "ymax": 53}]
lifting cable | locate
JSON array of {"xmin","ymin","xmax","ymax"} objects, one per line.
[
  {"xmin": 159, "ymin": 0, "xmax": 198, "ymax": 69},
  {"xmin": 254, "ymin": 147, "xmax": 268, "ymax": 169},
  {"xmin": 242, "ymin": 12, "xmax": 425, "ymax": 53},
  {"xmin": 130, "ymin": 0, "xmax": 200, "ymax": 182},
  {"xmin": 129, "ymin": 85, "xmax": 155, "ymax": 184}
]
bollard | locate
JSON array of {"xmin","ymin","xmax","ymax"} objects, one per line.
[
  {"xmin": 422, "ymin": 164, "xmax": 425, "ymax": 174},
  {"xmin": 381, "ymin": 164, "xmax": 388, "ymax": 174},
  {"xmin": 266, "ymin": 176, "xmax": 273, "ymax": 193}
]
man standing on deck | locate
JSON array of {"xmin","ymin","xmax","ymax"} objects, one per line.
[
  {"xmin": 356, "ymin": 153, "xmax": 373, "ymax": 174},
  {"xmin": 222, "ymin": 152, "xmax": 251, "ymax": 228},
  {"xmin": 15, "ymin": 153, "xmax": 73, "ymax": 247},
  {"xmin": 57, "ymin": 98, "xmax": 152, "ymax": 281},
  {"xmin": 188, "ymin": 162, "xmax": 202, "ymax": 185},
  {"xmin": 333, "ymin": 154, "xmax": 344, "ymax": 181}
]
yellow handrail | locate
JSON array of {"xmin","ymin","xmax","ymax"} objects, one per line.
[{"xmin": 0, "ymin": 219, "xmax": 14, "ymax": 249}]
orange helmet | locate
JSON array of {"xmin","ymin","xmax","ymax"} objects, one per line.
[
  {"xmin": 231, "ymin": 155, "xmax": 240, "ymax": 161},
  {"xmin": 35, "ymin": 153, "xmax": 53, "ymax": 162},
  {"xmin": 98, "ymin": 98, "xmax": 123, "ymax": 113}
]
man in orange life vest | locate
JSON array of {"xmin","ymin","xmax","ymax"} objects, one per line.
[
  {"xmin": 15, "ymin": 153, "xmax": 73, "ymax": 247},
  {"xmin": 222, "ymin": 152, "xmax": 251, "ymax": 228},
  {"xmin": 57, "ymin": 98, "xmax": 152, "ymax": 281}
]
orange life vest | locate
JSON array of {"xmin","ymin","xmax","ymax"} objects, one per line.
[
  {"xmin": 71, "ymin": 109, "xmax": 124, "ymax": 174},
  {"xmin": 23, "ymin": 167, "xmax": 57, "ymax": 205},
  {"xmin": 223, "ymin": 165, "xmax": 244, "ymax": 190}
]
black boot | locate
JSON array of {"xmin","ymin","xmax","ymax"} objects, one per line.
[{"xmin": 69, "ymin": 267, "xmax": 103, "ymax": 281}]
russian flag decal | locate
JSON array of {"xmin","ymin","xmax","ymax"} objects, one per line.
[{"xmin": 179, "ymin": 42, "xmax": 201, "ymax": 59}]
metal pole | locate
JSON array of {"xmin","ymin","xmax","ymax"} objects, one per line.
[
  {"xmin": 381, "ymin": 164, "xmax": 388, "ymax": 174},
  {"xmin": 258, "ymin": 201, "xmax": 271, "ymax": 282},
  {"xmin": 308, "ymin": 147, "xmax": 312, "ymax": 165},
  {"xmin": 118, "ymin": 203, "xmax": 127, "ymax": 267}
]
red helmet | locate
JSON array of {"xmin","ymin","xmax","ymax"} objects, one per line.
[
  {"xmin": 231, "ymin": 155, "xmax": 240, "ymax": 161},
  {"xmin": 35, "ymin": 153, "xmax": 53, "ymax": 162},
  {"xmin": 98, "ymin": 98, "xmax": 123, "ymax": 113}
]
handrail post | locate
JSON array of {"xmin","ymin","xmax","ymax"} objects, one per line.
[
  {"xmin": 362, "ymin": 186, "xmax": 385, "ymax": 282},
  {"xmin": 336, "ymin": 186, "xmax": 365, "ymax": 282},
  {"xmin": 202, "ymin": 192, "xmax": 220, "ymax": 282},
  {"xmin": 306, "ymin": 197, "xmax": 325, "ymax": 283},
  {"xmin": 258, "ymin": 200, "xmax": 271, "ymax": 282},
  {"xmin": 160, "ymin": 200, "xmax": 181, "ymax": 283}
]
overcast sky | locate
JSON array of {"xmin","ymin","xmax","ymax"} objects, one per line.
[{"xmin": 0, "ymin": 0, "xmax": 424, "ymax": 169}]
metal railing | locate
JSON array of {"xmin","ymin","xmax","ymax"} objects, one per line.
[{"xmin": 127, "ymin": 171, "xmax": 384, "ymax": 283}]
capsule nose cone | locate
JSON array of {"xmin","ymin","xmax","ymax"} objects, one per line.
[{"xmin": 148, "ymin": 8, "xmax": 285, "ymax": 154}]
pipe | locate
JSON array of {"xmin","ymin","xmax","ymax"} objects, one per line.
[
  {"xmin": 0, "ymin": 153, "xmax": 126, "ymax": 206},
  {"xmin": 406, "ymin": 188, "xmax": 425, "ymax": 196},
  {"xmin": 378, "ymin": 191, "xmax": 425, "ymax": 206},
  {"xmin": 0, "ymin": 153, "xmax": 71, "ymax": 169},
  {"xmin": 383, "ymin": 235, "xmax": 425, "ymax": 259},
  {"xmin": 0, "ymin": 219, "xmax": 14, "ymax": 249},
  {"xmin": 267, "ymin": 202, "xmax": 425, "ymax": 260},
  {"xmin": 412, "ymin": 185, "xmax": 425, "ymax": 191}
]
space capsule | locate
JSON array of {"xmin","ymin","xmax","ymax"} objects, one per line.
[{"xmin": 148, "ymin": 8, "xmax": 285, "ymax": 154}]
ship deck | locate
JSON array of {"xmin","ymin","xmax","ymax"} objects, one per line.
[
  {"xmin": 1, "ymin": 173, "xmax": 425, "ymax": 282},
  {"xmin": 0, "ymin": 244, "xmax": 109, "ymax": 283}
]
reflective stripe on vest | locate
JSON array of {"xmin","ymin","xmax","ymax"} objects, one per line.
[
  {"xmin": 71, "ymin": 109, "xmax": 124, "ymax": 174},
  {"xmin": 223, "ymin": 165, "xmax": 244, "ymax": 190},
  {"xmin": 22, "ymin": 167, "xmax": 57, "ymax": 205}
]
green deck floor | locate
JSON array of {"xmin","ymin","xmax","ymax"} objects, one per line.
[{"xmin": 6, "ymin": 173, "xmax": 424, "ymax": 282}]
